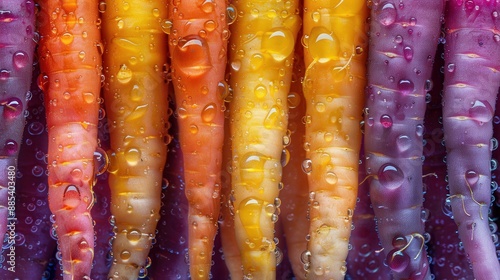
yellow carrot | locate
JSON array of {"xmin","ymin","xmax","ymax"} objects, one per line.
[
  {"xmin": 301, "ymin": 1, "xmax": 368, "ymax": 279},
  {"xmin": 227, "ymin": 0, "xmax": 301, "ymax": 278},
  {"xmin": 101, "ymin": 1, "xmax": 170, "ymax": 279},
  {"xmin": 167, "ymin": 0, "xmax": 228, "ymax": 278}
]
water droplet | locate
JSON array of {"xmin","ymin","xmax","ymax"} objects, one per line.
[
  {"xmin": 380, "ymin": 114, "xmax": 393, "ymax": 128},
  {"xmin": 200, "ymin": 0, "xmax": 215, "ymax": 13},
  {"xmin": 376, "ymin": 2, "xmax": 397, "ymax": 26},
  {"xmin": 403, "ymin": 46, "xmax": 413, "ymax": 61},
  {"xmin": 396, "ymin": 135, "xmax": 411, "ymax": 152},
  {"xmin": 63, "ymin": 185, "xmax": 81, "ymax": 208},
  {"xmin": 116, "ymin": 64, "xmax": 133, "ymax": 84},
  {"xmin": 60, "ymin": 32, "xmax": 74, "ymax": 44},
  {"xmin": 378, "ymin": 163, "xmax": 404, "ymax": 189},
  {"xmin": 254, "ymin": 84, "xmax": 267, "ymax": 99},
  {"xmin": 125, "ymin": 148, "xmax": 141, "ymax": 166},
  {"xmin": 173, "ymin": 35, "xmax": 212, "ymax": 76},
  {"xmin": 161, "ymin": 20, "xmax": 173, "ymax": 34},
  {"xmin": 201, "ymin": 103, "xmax": 217, "ymax": 123},
  {"xmin": 308, "ymin": 26, "xmax": 339, "ymax": 63},
  {"xmin": 469, "ymin": 100, "xmax": 493, "ymax": 124},
  {"xmin": 387, "ymin": 250, "xmax": 410, "ymax": 273},
  {"xmin": 302, "ymin": 159, "xmax": 312, "ymax": 174},
  {"xmin": 394, "ymin": 35, "xmax": 403, "ymax": 44},
  {"xmin": 2, "ymin": 98, "xmax": 23, "ymax": 119},
  {"xmin": 398, "ymin": 79, "xmax": 414, "ymax": 95},
  {"xmin": 263, "ymin": 106, "xmax": 280, "ymax": 129},
  {"xmin": 261, "ymin": 28, "xmax": 294, "ymax": 62},
  {"xmin": 3, "ymin": 139, "xmax": 18, "ymax": 155},
  {"xmin": 325, "ymin": 171, "xmax": 338, "ymax": 185},
  {"xmin": 98, "ymin": 1, "xmax": 106, "ymax": 12},
  {"xmin": 447, "ymin": 63, "xmax": 455, "ymax": 72},
  {"xmin": 226, "ymin": 5, "xmax": 237, "ymax": 25},
  {"xmin": 240, "ymin": 152, "xmax": 267, "ymax": 188},
  {"xmin": 13, "ymin": 51, "xmax": 29, "ymax": 69}
]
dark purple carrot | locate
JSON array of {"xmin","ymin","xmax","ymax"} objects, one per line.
[
  {"xmin": 0, "ymin": 0, "xmax": 36, "ymax": 243},
  {"xmin": 0, "ymin": 64, "xmax": 55, "ymax": 279},
  {"xmin": 422, "ymin": 42, "xmax": 474, "ymax": 279},
  {"xmin": 364, "ymin": 1, "xmax": 444, "ymax": 278},
  {"xmin": 442, "ymin": 1, "xmax": 500, "ymax": 279}
]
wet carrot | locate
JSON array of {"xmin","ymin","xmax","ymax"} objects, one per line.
[
  {"xmin": 167, "ymin": 0, "xmax": 228, "ymax": 278},
  {"xmin": 101, "ymin": 0, "xmax": 170, "ymax": 279},
  {"xmin": 37, "ymin": 0, "xmax": 102, "ymax": 278},
  {"xmin": 227, "ymin": 0, "xmax": 301, "ymax": 278},
  {"xmin": 301, "ymin": 1, "xmax": 368, "ymax": 279}
]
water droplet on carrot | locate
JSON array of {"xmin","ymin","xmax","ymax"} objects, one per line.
[
  {"xmin": 302, "ymin": 159, "xmax": 312, "ymax": 174},
  {"xmin": 238, "ymin": 197, "xmax": 263, "ymax": 239},
  {"xmin": 376, "ymin": 2, "xmax": 397, "ymax": 26},
  {"xmin": 469, "ymin": 100, "xmax": 493, "ymax": 124},
  {"xmin": 380, "ymin": 114, "xmax": 393, "ymax": 128},
  {"xmin": 200, "ymin": 0, "xmax": 215, "ymax": 13},
  {"xmin": 116, "ymin": 64, "xmax": 133, "ymax": 84},
  {"xmin": 3, "ymin": 139, "xmax": 18, "ymax": 155},
  {"xmin": 387, "ymin": 250, "xmax": 410, "ymax": 273},
  {"xmin": 287, "ymin": 92, "xmax": 300, "ymax": 108},
  {"xmin": 250, "ymin": 53, "xmax": 264, "ymax": 70},
  {"xmin": 152, "ymin": 8, "xmax": 160, "ymax": 17},
  {"xmin": 261, "ymin": 28, "xmax": 294, "ymax": 62},
  {"xmin": 173, "ymin": 35, "xmax": 212, "ymax": 76},
  {"xmin": 240, "ymin": 152, "xmax": 267, "ymax": 187},
  {"xmin": 2, "ymin": 98, "xmax": 23, "ymax": 119},
  {"xmin": 125, "ymin": 148, "xmax": 141, "ymax": 166},
  {"xmin": 398, "ymin": 79, "xmax": 414, "ymax": 95},
  {"xmin": 403, "ymin": 46, "xmax": 413, "ymax": 61},
  {"xmin": 13, "ymin": 51, "xmax": 29, "ymax": 69},
  {"xmin": 308, "ymin": 26, "xmax": 339, "ymax": 63},
  {"xmin": 415, "ymin": 124, "xmax": 424, "ymax": 136},
  {"xmin": 60, "ymin": 32, "xmax": 74, "ymax": 44},
  {"xmin": 264, "ymin": 105, "xmax": 280, "ymax": 128},
  {"xmin": 204, "ymin": 20, "xmax": 217, "ymax": 32},
  {"xmin": 378, "ymin": 163, "xmax": 404, "ymax": 189},
  {"xmin": 189, "ymin": 124, "xmax": 198, "ymax": 134},
  {"xmin": 201, "ymin": 103, "xmax": 217, "ymax": 123},
  {"xmin": 63, "ymin": 185, "xmax": 81, "ymax": 208},
  {"xmin": 325, "ymin": 171, "xmax": 338, "ymax": 185},
  {"xmin": 396, "ymin": 135, "xmax": 411, "ymax": 152},
  {"xmin": 0, "ymin": 69, "xmax": 10, "ymax": 81},
  {"xmin": 98, "ymin": 1, "xmax": 106, "ymax": 13},
  {"xmin": 226, "ymin": 5, "xmax": 237, "ymax": 25},
  {"xmin": 254, "ymin": 84, "xmax": 267, "ymax": 99},
  {"xmin": 120, "ymin": 250, "xmax": 131, "ymax": 260}
]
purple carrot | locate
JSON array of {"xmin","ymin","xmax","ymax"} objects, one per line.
[
  {"xmin": 442, "ymin": 1, "xmax": 500, "ymax": 279},
  {"xmin": 423, "ymin": 43, "xmax": 474, "ymax": 279},
  {"xmin": 364, "ymin": 1, "xmax": 445, "ymax": 278},
  {"xmin": 0, "ymin": 64, "xmax": 55, "ymax": 278},
  {"xmin": 0, "ymin": 0, "xmax": 36, "ymax": 243},
  {"xmin": 347, "ymin": 143, "xmax": 392, "ymax": 280}
]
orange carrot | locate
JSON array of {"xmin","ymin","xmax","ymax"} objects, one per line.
[
  {"xmin": 37, "ymin": 0, "xmax": 102, "ymax": 278},
  {"xmin": 101, "ymin": 0, "xmax": 170, "ymax": 279},
  {"xmin": 227, "ymin": 0, "xmax": 301, "ymax": 278},
  {"xmin": 167, "ymin": 0, "xmax": 228, "ymax": 278},
  {"xmin": 301, "ymin": 1, "xmax": 368, "ymax": 279}
]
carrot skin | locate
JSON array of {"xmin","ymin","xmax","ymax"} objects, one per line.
[
  {"xmin": 442, "ymin": 1, "xmax": 500, "ymax": 279},
  {"xmin": 301, "ymin": 1, "xmax": 368, "ymax": 278},
  {"xmin": 228, "ymin": 0, "xmax": 301, "ymax": 277},
  {"xmin": 168, "ymin": 0, "xmax": 228, "ymax": 278},
  {"xmin": 37, "ymin": 0, "xmax": 102, "ymax": 278},
  {"xmin": 101, "ymin": 0, "xmax": 170, "ymax": 278},
  {"xmin": 0, "ymin": 0, "xmax": 36, "ymax": 242},
  {"xmin": 364, "ymin": 1, "xmax": 444, "ymax": 278}
]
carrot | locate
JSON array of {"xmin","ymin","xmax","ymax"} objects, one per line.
[
  {"xmin": 364, "ymin": 1, "xmax": 444, "ymax": 278},
  {"xmin": 167, "ymin": 0, "xmax": 228, "ymax": 278},
  {"xmin": 300, "ymin": 1, "xmax": 368, "ymax": 278},
  {"xmin": 227, "ymin": 0, "xmax": 301, "ymax": 277},
  {"xmin": 101, "ymin": 0, "xmax": 170, "ymax": 279},
  {"xmin": 37, "ymin": 0, "xmax": 102, "ymax": 278},
  {"xmin": 0, "ymin": 0, "xmax": 36, "ymax": 244},
  {"xmin": 442, "ymin": 1, "xmax": 500, "ymax": 279},
  {"xmin": 279, "ymin": 36, "xmax": 309, "ymax": 280}
]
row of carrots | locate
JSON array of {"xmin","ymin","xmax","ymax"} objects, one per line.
[{"xmin": 1, "ymin": 0, "xmax": 499, "ymax": 279}]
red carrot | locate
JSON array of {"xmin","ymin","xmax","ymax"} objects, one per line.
[
  {"xmin": 442, "ymin": 1, "xmax": 500, "ymax": 279},
  {"xmin": 364, "ymin": 1, "xmax": 444, "ymax": 278},
  {"xmin": 0, "ymin": 0, "xmax": 36, "ymax": 244},
  {"xmin": 37, "ymin": 1, "xmax": 102, "ymax": 278}
]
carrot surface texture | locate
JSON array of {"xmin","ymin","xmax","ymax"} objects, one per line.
[
  {"xmin": 227, "ymin": 0, "xmax": 301, "ymax": 278},
  {"xmin": 37, "ymin": 0, "xmax": 102, "ymax": 278},
  {"xmin": 101, "ymin": 0, "xmax": 170, "ymax": 279},
  {"xmin": 167, "ymin": 0, "xmax": 228, "ymax": 278},
  {"xmin": 442, "ymin": 1, "xmax": 500, "ymax": 279},
  {"xmin": 364, "ymin": 1, "xmax": 444, "ymax": 279},
  {"xmin": 300, "ymin": 1, "xmax": 367, "ymax": 279},
  {"xmin": 0, "ymin": 0, "xmax": 35, "ymax": 243}
]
